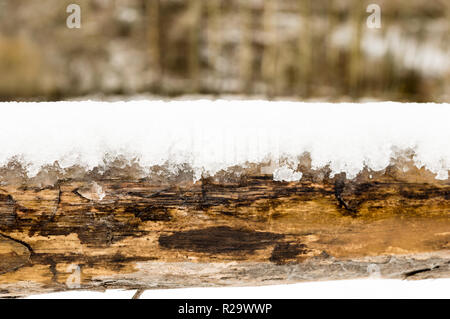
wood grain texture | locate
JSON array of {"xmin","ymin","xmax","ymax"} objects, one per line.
[{"xmin": 0, "ymin": 167, "xmax": 449, "ymax": 297}]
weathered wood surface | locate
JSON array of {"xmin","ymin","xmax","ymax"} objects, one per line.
[{"xmin": 0, "ymin": 166, "xmax": 449, "ymax": 297}]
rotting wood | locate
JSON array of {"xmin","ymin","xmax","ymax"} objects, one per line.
[{"xmin": 0, "ymin": 167, "xmax": 449, "ymax": 298}]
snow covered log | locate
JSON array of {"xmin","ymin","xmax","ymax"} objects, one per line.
[{"xmin": 0, "ymin": 101, "xmax": 449, "ymax": 297}]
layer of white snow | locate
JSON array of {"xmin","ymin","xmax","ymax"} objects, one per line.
[
  {"xmin": 0, "ymin": 100, "xmax": 448, "ymax": 180},
  {"xmin": 273, "ymin": 166, "xmax": 303, "ymax": 182}
]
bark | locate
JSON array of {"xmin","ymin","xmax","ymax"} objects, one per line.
[{"xmin": 0, "ymin": 169, "xmax": 449, "ymax": 297}]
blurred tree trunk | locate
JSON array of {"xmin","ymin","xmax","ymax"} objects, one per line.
[
  {"xmin": 239, "ymin": 0, "xmax": 253, "ymax": 94},
  {"xmin": 206, "ymin": 0, "xmax": 222, "ymax": 93},
  {"xmin": 188, "ymin": 0, "xmax": 202, "ymax": 92},
  {"xmin": 349, "ymin": 0, "xmax": 364, "ymax": 98},
  {"xmin": 298, "ymin": 0, "xmax": 312, "ymax": 97},
  {"xmin": 147, "ymin": 0, "xmax": 163, "ymax": 91},
  {"xmin": 261, "ymin": 0, "xmax": 278, "ymax": 98},
  {"xmin": 446, "ymin": 2, "xmax": 450, "ymax": 95},
  {"xmin": 326, "ymin": 0, "xmax": 338, "ymax": 76}
]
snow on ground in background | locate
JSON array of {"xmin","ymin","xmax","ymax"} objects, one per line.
[
  {"xmin": 25, "ymin": 278, "xmax": 450, "ymax": 299},
  {"xmin": 0, "ymin": 100, "xmax": 449, "ymax": 180}
]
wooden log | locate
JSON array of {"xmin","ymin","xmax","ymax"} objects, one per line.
[{"xmin": 0, "ymin": 164, "xmax": 449, "ymax": 297}]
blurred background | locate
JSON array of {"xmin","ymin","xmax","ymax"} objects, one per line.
[{"xmin": 0, "ymin": 0, "xmax": 448, "ymax": 102}]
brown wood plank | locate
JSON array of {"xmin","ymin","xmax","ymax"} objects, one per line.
[{"xmin": 0, "ymin": 166, "xmax": 449, "ymax": 297}]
